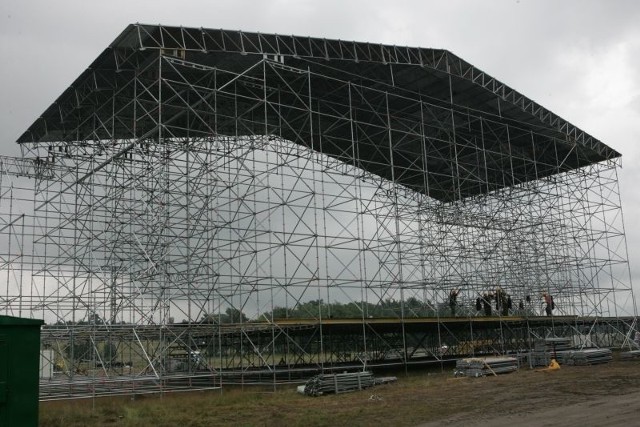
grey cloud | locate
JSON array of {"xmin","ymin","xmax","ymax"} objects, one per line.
[{"xmin": 1, "ymin": 0, "xmax": 639, "ymax": 302}]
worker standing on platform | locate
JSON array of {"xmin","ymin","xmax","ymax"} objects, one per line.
[
  {"xmin": 495, "ymin": 287, "xmax": 509, "ymax": 316},
  {"xmin": 543, "ymin": 292, "xmax": 554, "ymax": 316},
  {"xmin": 449, "ymin": 289, "xmax": 460, "ymax": 316},
  {"xmin": 482, "ymin": 292, "xmax": 492, "ymax": 316}
]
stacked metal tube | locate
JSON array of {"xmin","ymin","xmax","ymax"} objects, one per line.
[
  {"xmin": 302, "ymin": 371, "xmax": 375, "ymax": 396},
  {"xmin": 530, "ymin": 337, "xmax": 572, "ymax": 366},
  {"xmin": 559, "ymin": 348, "xmax": 613, "ymax": 365},
  {"xmin": 454, "ymin": 356, "xmax": 518, "ymax": 377},
  {"xmin": 620, "ymin": 350, "xmax": 640, "ymax": 360}
]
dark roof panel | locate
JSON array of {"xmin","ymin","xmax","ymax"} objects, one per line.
[{"xmin": 17, "ymin": 24, "xmax": 620, "ymax": 202}]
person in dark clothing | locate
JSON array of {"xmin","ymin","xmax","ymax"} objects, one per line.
[
  {"xmin": 482, "ymin": 293, "xmax": 492, "ymax": 316},
  {"xmin": 495, "ymin": 287, "xmax": 510, "ymax": 316},
  {"xmin": 475, "ymin": 297, "xmax": 482, "ymax": 313},
  {"xmin": 543, "ymin": 292, "xmax": 554, "ymax": 316},
  {"xmin": 498, "ymin": 293, "xmax": 509, "ymax": 316},
  {"xmin": 449, "ymin": 289, "xmax": 460, "ymax": 317}
]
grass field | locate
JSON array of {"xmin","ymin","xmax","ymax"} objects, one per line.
[{"xmin": 39, "ymin": 357, "xmax": 640, "ymax": 426}]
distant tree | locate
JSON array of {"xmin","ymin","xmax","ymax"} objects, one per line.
[
  {"xmin": 221, "ymin": 307, "xmax": 249, "ymax": 323},
  {"xmin": 269, "ymin": 307, "xmax": 289, "ymax": 319},
  {"xmin": 261, "ymin": 297, "xmax": 440, "ymax": 320},
  {"xmin": 200, "ymin": 313, "xmax": 217, "ymax": 324},
  {"xmin": 66, "ymin": 339, "xmax": 92, "ymax": 361},
  {"xmin": 102, "ymin": 341, "xmax": 118, "ymax": 363},
  {"xmin": 88, "ymin": 312, "xmax": 103, "ymax": 325},
  {"xmin": 200, "ymin": 308, "xmax": 249, "ymax": 324}
]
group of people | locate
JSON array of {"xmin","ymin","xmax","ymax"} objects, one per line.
[
  {"xmin": 473, "ymin": 288, "xmax": 513, "ymax": 316},
  {"xmin": 448, "ymin": 288, "xmax": 555, "ymax": 317}
]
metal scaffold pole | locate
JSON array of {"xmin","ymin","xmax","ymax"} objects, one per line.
[{"xmin": 0, "ymin": 24, "xmax": 635, "ymax": 399}]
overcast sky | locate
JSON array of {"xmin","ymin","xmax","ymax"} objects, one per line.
[{"xmin": 1, "ymin": 0, "xmax": 639, "ymax": 304}]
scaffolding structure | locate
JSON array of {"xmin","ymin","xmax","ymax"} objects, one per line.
[{"xmin": 0, "ymin": 24, "xmax": 637, "ymax": 399}]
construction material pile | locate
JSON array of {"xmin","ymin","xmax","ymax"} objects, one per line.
[
  {"xmin": 559, "ymin": 348, "xmax": 612, "ymax": 365},
  {"xmin": 530, "ymin": 337, "xmax": 613, "ymax": 366},
  {"xmin": 542, "ymin": 337, "xmax": 573, "ymax": 352},
  {"xmin": 620, "ymin": 350, "xmax": 640, "ymax": 360},
  {"xmin": 454, "ymin": 356, "xmax": 518, "ymax": 377},
  {"xmin": 530, "ymin": 337, "xmax": 572, "ymax": 366},
  {"xmin": 300, "ymin": 371, "xmax": 376, "ymax": 396}
]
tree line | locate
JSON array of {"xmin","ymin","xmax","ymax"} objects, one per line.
[{"xmin": 48, "ymin": 296, "xmax": 537, "ymax": 327}]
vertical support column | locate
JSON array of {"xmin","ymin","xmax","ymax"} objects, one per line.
[{"xmin": 385, "ymin": 91, "xmax": 408, "ymax": 371}]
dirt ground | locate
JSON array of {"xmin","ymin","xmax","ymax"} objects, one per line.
[
  {"xmin": 40, "ymin": 356, "xmax": 640, "ymax": 426},
  {"xmin": 418, "ymin": 359, "xmax": 640, "ymax": 427},
  {"xmin": 433, "ymin": 391, "xmax": 640, "ymax": 427}
]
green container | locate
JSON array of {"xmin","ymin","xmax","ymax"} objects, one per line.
[{"xmin": 0, "ymin": 315, "xmax": 44, "ymax": 427}]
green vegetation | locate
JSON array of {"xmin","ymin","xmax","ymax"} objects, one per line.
[
  {"xmin": 47, "ymin": 296, "xmax": 535, "ymax": 327},
  {"xmin": 264, "ymin": 297, "xmax": 438, "ymax": 319},
  {"xmin": 39, "ymin": 360, "xmax": 640, "ymax": 427},
  {"xmin": 199, "ymin": 307, "xmax": 250, "ymax": 324},
  {"xmin": 39, "ymin": 370, "xmax": 455, "ymax": 427},
  {"xmin": 192, "ymin": 297, "xmax": 453, "ymax": 325},
  {"xmin": 194, "ymin": 298, "xmax": 442, "ymax": 324}
]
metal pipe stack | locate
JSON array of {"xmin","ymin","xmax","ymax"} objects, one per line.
[
  {"xmin": 559, "ymin": 348, "xmax": 612, "ymax": 365},
  {"xmin": 530, "ymin": 337, "xmax": 572, "ymax": 366},
  {"xmin": 301, "ymin": 371, "xmax": 376, "ymax": 396},
  {"xmin": 454, "ymin": 356, "xmax": 518, "ymax": 377},
  {"xmin": 530, "ymin": 337, "xmax": 613, "ymax": 366},
  {"xmin": 539, "ymin": 337, "xmax": 573, "ymax": 353},
  {"xmin": 620, "ymin": 350, "xmax": 640, "ymax": 360}
]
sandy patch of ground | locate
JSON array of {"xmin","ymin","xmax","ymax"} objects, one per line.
[{"xmin": 418, "ymin": 359, "xmax": 640, "ymax": 427}]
